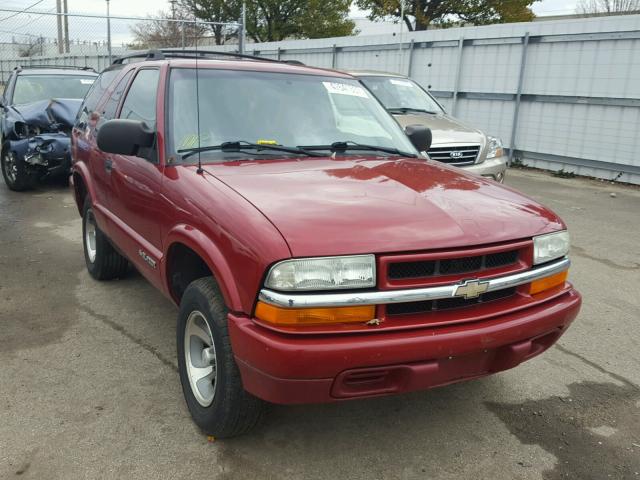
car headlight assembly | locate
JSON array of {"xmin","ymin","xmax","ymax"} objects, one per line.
[
  {"xmin": 486, "ymin": 136, "xmax": 504, "ymax": 159},
  {"xmin": 533, "ymin": 231, "xmax": 570, "ymax": 265},
  {"xmin": 13, "ymin": 122, "xmax": 40, "ymax": 139},
  {"xmin": 265, "ymin": 255, "xmax": 376, "ymax": 291}
]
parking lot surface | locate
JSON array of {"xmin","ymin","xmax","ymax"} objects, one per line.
[{"xmin": 1, "ymin": 168, "xmax": 639, "ymax": 479}]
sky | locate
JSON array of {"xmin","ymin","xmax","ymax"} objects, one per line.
[{"xmin": 0, "ymin": 0, "xmax": 581, "ymax": 46}]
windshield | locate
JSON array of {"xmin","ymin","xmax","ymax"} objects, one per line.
[
  {"xmin": 12, "ymin": 74, "xmax": 96, "ymax": 105},
  {"xmin": 358, "ymin": 76, "xmax": 443, "ymax": 114},
  {"xmin": 168, "ymin": 68, "xmax": 417, "ymax": 162}
]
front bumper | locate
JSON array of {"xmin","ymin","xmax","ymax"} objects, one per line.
[
  {"xmin": 464, "ymin": 155, "xmax": 508, "ymax": 182},
  {"xmin": 229, "ymin": 288, "xmax": 581, "ymax": 404},
  {"xmin": 9, "ymin": 134, "xmax": 71, "ymax": 178}
]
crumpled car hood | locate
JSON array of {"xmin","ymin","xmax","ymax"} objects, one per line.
[
  {"xmin": 203, "ymin": 157, "xmax": 565, "ymax": 257},
  {"xmin": 8, "ymin": 98, "xmax": 82, "ymax": 130}
]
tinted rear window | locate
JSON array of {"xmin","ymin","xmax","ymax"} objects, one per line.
[{"xmin": 76, "ymin": 68, "xmax": 122, "ymax": 125}]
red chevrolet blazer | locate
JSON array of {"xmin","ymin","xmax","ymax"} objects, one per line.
[{"xmin": 71, "ymin": 50, "xmax": 581, "ymax": 438}]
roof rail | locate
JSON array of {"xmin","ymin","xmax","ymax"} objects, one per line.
[
  {"xmin": 14, "ymin": 64, "xmax": 96, "ymax": 72},
  {"xmin": 111, "ymin": 49, "xmax": 304, "ymax": 66}
]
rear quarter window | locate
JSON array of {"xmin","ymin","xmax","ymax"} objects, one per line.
[{"xmin": 76, "ymin": 68, "xmax": 122, "ymax": 126}]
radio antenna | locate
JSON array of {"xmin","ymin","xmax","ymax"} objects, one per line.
[{"xmin": 195, "ymin": 20, "xmax": 203, "ymax": 174}]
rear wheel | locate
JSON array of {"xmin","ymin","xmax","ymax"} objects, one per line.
[
  {"xmin": 1, "ymin": 148, "xmax": 35, "ymax": 191},
  {"xmin": 177, "ymin": 277, "xmax": 265, "ymax": 438},
  {"xmin": 82, "ymin": 197, "xmax": 129, "ymax": 280}
]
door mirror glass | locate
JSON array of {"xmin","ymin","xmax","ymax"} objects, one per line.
[
  {"xmin": 404, "ymin": 124, "xmax": 432, "ymax": 153},
  {"xmin": 97, "ymin": 119, "xmax": 155, "ymax": 157}
]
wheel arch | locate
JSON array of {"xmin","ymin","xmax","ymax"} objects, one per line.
[
  {"xmin": 163, "ymin": 225, "xmax": 243, "ymax": 312},
  {"xmin": 71, "ymin": 162, "xmax": 96, "ymax": 216}
]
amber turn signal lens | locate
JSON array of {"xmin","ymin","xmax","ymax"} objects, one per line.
[
  {"xmin": 529, "ymin": 270, "xmax": 568, "ymax": 295},
  {"xmin": 255, "ymin": 301, "xmax": 376, "ymax": 326}
]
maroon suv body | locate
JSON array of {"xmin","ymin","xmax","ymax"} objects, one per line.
[{"xmin": 71, "ymin": 52, "xmax": 580, "ymax": 437}]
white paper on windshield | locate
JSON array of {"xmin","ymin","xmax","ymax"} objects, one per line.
[
  {"xmin": 80, "ymin": 79, "xmax": 95, "ymax": 84},
  {"xmin": 323, "ymin": 82, "xmax": 369, "ymax": 98},
  {"xmin": 390, "ymin": 79, "xmax": 414, "ymax": 88}
]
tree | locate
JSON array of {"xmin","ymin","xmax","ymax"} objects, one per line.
[
  {"xmin": 18, "ymin": 36, "xmax": 44, "ymax": 57},
  {"xmin": 355, "ymin": 0, "xmax": 537, "ymax": 31},
  {"xmin": 182, "ymin": 0, "xmax": 355, "ymax": 43},
  {"xmin": 130, "ymin": 10, "xmax": 209, "ymax": 49},
  {"xmin": 577, "ymin": 0, "xmax": 640, "ymax": 14},
  {"xmin": 178, "ymin": 0, "xmax": 241, "ymax": 45}
]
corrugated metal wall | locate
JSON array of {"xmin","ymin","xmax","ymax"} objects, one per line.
[{"xmin": 221, "ymin": 15, "xmax": 640, "ymax": 184}]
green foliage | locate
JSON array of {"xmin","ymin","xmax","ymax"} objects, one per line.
[
  {"xmin": 181, "ymin": 0, "xmax": 355, "ymax": 43},
  {"xmin": 355, "ymin": 0, "xmax": 537, "ymax": 30}
]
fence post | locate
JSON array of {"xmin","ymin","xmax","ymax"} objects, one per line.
[
  {"xmin": 331, "ymin": 44, "xmax": 337, "ymax": 69},
  {"xmin": 508, "ymin": 32, "xmax": 530, "ymax": 165},
  {"xmin": 451, "ymin": 36, "xmax": 464, "ymax": 116},
  {"xmin": 277, "ymin": 47, "xmax": 281, "ymax": 61},
  {"xmin": 0, "ymin": 60, "xmax": 4, "ymax": 86},
  {"xmin": 407, "ymin": 39, "xmax": 415, "ymax": 77},
  {"xmin": 181, "ymin": 21, "xmax": 186, "ymax": 50}
]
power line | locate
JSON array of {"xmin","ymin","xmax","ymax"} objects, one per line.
[{"xmin": 0, "ymin": 0, "xmax": 49, "ymax": 23}]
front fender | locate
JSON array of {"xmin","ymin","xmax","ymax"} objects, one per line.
[{"xmin": 164, "ymin": 224, "xmax": 243, "ymax": 312}]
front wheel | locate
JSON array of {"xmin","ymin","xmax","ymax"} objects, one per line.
[
  {"xmin": 177, "ymin": 277, "xmax": 265, "ymax": 438},
  {"xmin": 1, "ymin": 148, "xmax": 35, "ymax": 191}
]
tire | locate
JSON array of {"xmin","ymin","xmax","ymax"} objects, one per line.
[
  {"xmin": 82, "ymin": 197, "xmax": 129, "ymax": 280},
  {"xmin": 1, "ymin": 148, "xmax": 35, "ymax": 191},
  {"xmin": 177, "ymin": 277, "xmax": 265, "ymax": 438}
]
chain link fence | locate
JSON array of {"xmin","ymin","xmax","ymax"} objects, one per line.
[{"xmin": 0, "ymin": 8, "xmax": 244, "ymax": 86}]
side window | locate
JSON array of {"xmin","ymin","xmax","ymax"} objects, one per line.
[
  {"xmin": 76, "ymin": 68, "xmax": 121, "ymax": 125},
  {"xmin": 119, "ymin": 69, "xmax": 160, "ymax": 129},
  {"xmin": 101, "ymin": 70, "xmax": 134, "ymax": 121}
]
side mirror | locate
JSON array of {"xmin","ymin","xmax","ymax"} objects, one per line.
[
  {"xmin": 97, "ymin": 119, "xmax": 155, "ymax": 157},
  {"xmin": 405, "ymin": 124, "xmax": 432, "ymax": 153}
]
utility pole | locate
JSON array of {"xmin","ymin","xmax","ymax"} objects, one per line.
[
  {"xmin": 106, "ymin": 0, "xmax": 112, "ymax": 63},
  {"xmin": 398, "ymin": 0, "xmax": 405, "ymax": 73},
  {"xmin": 169, "ymin": 0, "xmax": 178, "ymax": 47},
  {"xmin": 56, "ymin": 0, "xmax": 64, "ymax": 54},
  {"xmin": 238, "ymin": 1, "xmax": 246, "ymax": 54},
  {"xmin": 63, "ymin": 0, "xmax": 70, "ymax": 53}
]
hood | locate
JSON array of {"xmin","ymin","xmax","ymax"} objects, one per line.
[
  {"xmin": 393, "ymin": 112, "xmax": 484, "ymax": 145},
  {"xmin": 202, "ymin": 157, "xmax": 564, "ymax": 257},
  {"xmin": 9, "ymin": 98, "xmax": 82, "ymax": 130}
]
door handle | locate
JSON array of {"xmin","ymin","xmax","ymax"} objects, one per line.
[{"xmin": 104, "ymin": 158, "xmax": 113, "ymax": 172}]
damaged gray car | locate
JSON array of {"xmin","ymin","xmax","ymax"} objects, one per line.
[{"xmin": 1, "ymin": 66, "xmax": 97, "ymax": 191}]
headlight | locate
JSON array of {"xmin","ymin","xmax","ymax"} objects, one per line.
[
  {"xmin": 533, "ymin": 231, "xmax": 570, "ymax": 265},
  {"xmin": 265, "ymin": 255, "xmax": 376, "ymax": 291},
  {"xmin": 13, "ymin": 122, "xmax": 39, "ymax": 139},
  {"xmin": 486, "ymin": 136, "xmax": 504, "ymax": 159}
]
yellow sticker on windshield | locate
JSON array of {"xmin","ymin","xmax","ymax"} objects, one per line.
[
  {"xmin": 257, "ymin": 139, "xmax": 278, "ymax": 145},
  {"xmin": 180, "ymin": 134, "xmax": 200, "ymax": 149}
]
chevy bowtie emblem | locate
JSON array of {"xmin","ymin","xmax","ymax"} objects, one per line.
[{"xmin": 454, "ymin": 279, "xmax": 489, "ymax": 299}]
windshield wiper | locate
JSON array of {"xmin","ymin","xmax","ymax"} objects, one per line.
[
  {"xmin": 178, "ymin": 140, "xmax": 323, "ymax": 160},
  {"xmin": 298, "ymin": 141, "xmax": 417, "ymax": 158},
  {"xmin": 387, "ymin": 107, "xmax": 438, "ymax": 115}
]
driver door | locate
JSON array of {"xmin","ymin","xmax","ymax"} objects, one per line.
[{"xmin": 106, "ymin": 68, "xmax": 165, "ymax": 288}]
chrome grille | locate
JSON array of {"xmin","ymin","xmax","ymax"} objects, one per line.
[{"xmin": 428, "ymin": 145, "xmax": 480, "ymax": 166}]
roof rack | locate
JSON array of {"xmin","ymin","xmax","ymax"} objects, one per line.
[
  {"xmin": 111, "ymin": 49, "xmax": 304, "ymax": 66},
  {"xmin": 14, "ymin": 64, "xmax": 96, "ymax": 72}
]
